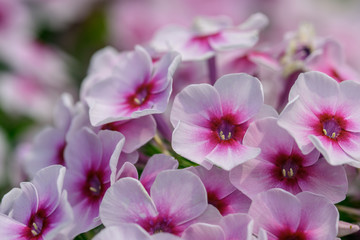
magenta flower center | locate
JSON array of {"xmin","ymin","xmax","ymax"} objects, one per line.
[
  {"xmin": 278, "ymin": 228, "xmax": 306, "ymax": 240},
  {"xmin": 216, "ymin": 119, "xmax": 235, "ymax": 141},
  {"xmin": 84, "ymin": 172, "xmax": 105, "ymax": 199},
  {"xmin": 207, "ymin": 191, "xmax": 227, "ymax": 215},
  {"xmin": 281, "ymin": 158, "xmax": 299, "ymax": 179},
  {"xmin": 128, "ymin": 83, "xmax": 153, "ymax": 107},
  {"xmin": 28, "ymin": 211, "xmax": 46, "ymax": 237},
  {"xmin": 141, "ymin": 216, "xmax": 176, "ymax": 235},
  {"xmin": 322, "ymin": 118, "xmax": 341, "ymax": 139},
  {"xmin": 274, "ymin": 153, "xmax": 305, "ymax": 181}
]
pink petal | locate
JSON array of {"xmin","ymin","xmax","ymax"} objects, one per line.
[
  {"xmin": 0, "ymin": 214, "xmax": 28, "ymax": 240},
  {"xmin": 298, "ymin": 158, "xmax": 347, "ymax": 203},
  {"xmin": 12, "ymin": 182, "xmax": 38, "ymax": 224},
  {"xmin": 65, "ymin": 128, "xmax": 102, "ymax": 173},
  {"xmin": 308, "ymin": 135, "xmax": 356, "ymax": 166},
  {"xmin": 182, "ymin": 223, "xmax": 225, "ymax": 240},
  {"xmin": 172, "ymin": 121, "xmax": 217, "ymax": 166},
  {"xmin": 150, "ymin": 170, "xmax": 207, "ymax": 226},
  {"xmin": 140, "ymin": 154, "xmax": 178, "ymax": 193},
  {"xmin": 100, "ymin": 178, "xmax": 157, "ymax": 227},
  {"xmin": 209, "ymin": 30, "xmax": 258, "ymax": 51},
  {"xmin": 297, "ymin": 192, "xmax": 338, "ymax": 240},
  {"xmin": 170, "ymin": 83, "xmax": 222, "ymax": 128},
  {"xmin": 219, "ymin": 213, "xmax": 253, "ymax": 240},
  {"xmin": 288, "ymin": 72, "xmax": 339, "ymax": 115},
  {"xmin": 205, "ymin": 141, "xmax": 260, "ymax": 170},
  {"xmin": 93, "ymin": 224, "xmax": 152, "ymax": 240},
  {"xmin": 248, "ymin": 189, "xmax": 301, "ymax": 235},
  {"xmin": 214, "ymin": 74, "xmax": 264, "ymax": 123}
]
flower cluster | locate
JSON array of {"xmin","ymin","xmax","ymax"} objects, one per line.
[{"xmin": 1, "ymin": 2, "xmax": 360, "ymax": 240}]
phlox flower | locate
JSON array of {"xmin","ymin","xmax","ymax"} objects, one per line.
[
  {"xmin": 85, "ymin": 45, "xmax": 181, "ymax": 126},
  {"xmin": 248, "ymin": 188, "xmax": 339, "ymax": 240},
  {"xmin": 25, "ymin": 93, "xmax": 74, "ymax": 176},
  {"xmin": 230, "ymin": 117, "xmax": 347, "ymax": 203},
  {"xmin": 63, "ymin": 127, "xmax": 133, "ymax": 237},
  {"xmin": 151, "ymin": 13, "xmax": 268, "ymax": 61},
  {"xmin": 171, "ymin": 73, "xmax": 274, "ymax": 170},
  {"xmin": 0, "ymin": 165, "xmax": 73, "ymax": 240},
  {"xmin": 93, "ymin": 224, "xmax": 181, "ymax": 240},
  {"xmin": 181, "ymin": 213, "xmax": 253, "ymax": 240},
  {"xmin": 100, "ymin": 170, "xmax": 214, "ymax": 236},
  {"xmin": 187, "ymin": 166, "xmax": 251, "ymax": 215},
  {"xmin": 278, "ymin": 71, "xmax": 360, "ymax": 167}
]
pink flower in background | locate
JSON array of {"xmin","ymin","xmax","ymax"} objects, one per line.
[
  {"xmin": 86, "ymin": 46, "xmax": 181, "ymax": 126},
  {"xmin": 248, "ymin": 188, "xmax": 339, "ymax": 240},
  {"xmin": 151, "ymin": 13, "xmax": 267, "ymax": 61},
  {"xmin": 100, "ymin": 170, "xmax": 210, "ymax": 236},
  {"xmin": 230, "ymin": 117, "xmax": 347, "ymax": 203},
  {"xmin": 24, "ymin": 93, "xmax": 74, "ymax": 177},
  {"xmin": 187, "ymin": 166, "xmax": 251, "ymax": 215},
  {"xmin": 171, "ymin": 73, "xmax": 267, "ymax": 170},
  {"xmin": 0, "ymin": 165, "xmax": 73, "ymax": 239},
  {"xmin": 278, "ymin": 71, "xmax": 360, "ymax": 167}
]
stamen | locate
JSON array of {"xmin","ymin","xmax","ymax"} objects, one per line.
[
  {"xmin": 32, "ymin": 222, "xmax": 39, "ymax": 231},
  {"xmin": 282, "ymin": 169, "xmax": 286, "ymax": 177},
  {"xmin": 227, "ymin": 132, "xmax": 231, "ymax": 139},
  {"xmin": 134, "ymin": 97, "xmax": 142, "ymax": 105},
  {"xmin": 322, "ymin": 129, "xmax": 327, "ymax": 136},
  {"xmin": 31, "ymin": 230, "xmax": 38, "ymax": 236},
  {"xmin": 89, "ymin": 186, "xmax": 98, "ymax": 192},
  {"xmin": 219, "ymin": 131, "xmax": 225, "ymax": 140},
  {"xmin": 288, "ymin": 168, "xmax": 294, "ymax": 178},
  {"xmin": 331, "ymin": 132, "xmax": 336, "ymax": 139}
]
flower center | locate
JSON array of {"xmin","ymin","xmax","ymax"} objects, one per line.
[
  {"xmin": 281, "ymin": 158, "xmax": 299, "ymax": 179},
  {"xmin": 322, "ymin": 118, "xmax": 341, "ymax": 139},
  {"xmin": 141, "ymin": 217, "xmax": 175, "ymax": 235},
  {"xmin": 86, "ymin": 173, "xmax": 103, "ymax": 197},
  {"xmin": 131, "ymin": 85, "xmax": 150, "ymax": 106},
  {"xmin": 216, "ymin": 119, "xmax": 235, "ymax": 141},
  {"xmin": 29, "ymin": 212, "xmax": 46, "ymax": 237},
  {"xmin": 278, "ymin": 229, "xmax": 306, "ymax": 240}
]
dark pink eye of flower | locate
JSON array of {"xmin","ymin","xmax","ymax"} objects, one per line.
[
  {"xmin": 127, "ymin": 83, "xmax": 153, "ymax": 108},
  {"xmin": 274, "ymin": 153, "xmax": 305, "ymax": 181},
  {"xmin": 314, "ymin": 113, "xmax": 347, "ymax": 140},
  {"xmin": 140, "ymin": 216, "xmax": 177, "ymax": 235},
  {"xmin": 278, "ymin": 228, "xmax": 307, "ymax": 240},
  {"xmin": 210, "ymin": 115, "xmax": 247, "ymax": 143},
  {"xmin": 26, "ymin": 210, "xmax": 47, "ymax": 238},
  {"xmin": 84, "ymin": 171, "xmax": 105, "ymax": 199}
]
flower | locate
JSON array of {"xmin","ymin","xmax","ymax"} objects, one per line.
[
  {"xmin": 171, "ymin": 73, "xmax": 271, "ymax": 170},
  {"xmin": 0, "ymin": 165, "xmax": 73, "ymax": 239},
  {"xmin": 85, "ymin": 45, "xmax": 181, "ymax": 126},
  {"xmin": 230, "ymin": 117, "xmax": 347, "ymax": 203},
  {"xmin": 278, "ymin": 71, "xmax": 360, "ymax": 167},
  {"xmin": 151, "ymin": 13, "xmax": 267, "ymax": 61},
  {"xmin": 100, "ymin": 170, "xmax": 211, "ymax": 236},
  {"xmin": 248, "ymin": 188, "xmax": 339, "ymax": 240}
]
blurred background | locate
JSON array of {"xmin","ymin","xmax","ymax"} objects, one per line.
[{"xmin": 0, "ymin": 0, "xmax": 360, "ymax": 238}]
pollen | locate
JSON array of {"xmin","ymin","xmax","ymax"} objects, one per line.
[
  {"xmin": 219, "ymin": 131, "xmax": 226, "ymax": 140},
  {"xmin": 31, "ymin": 229, "xmax": 38, "ymax": 236},
  {"xmin": 322, "ymin": 129, "xmax": 327, "ymax": 136},
  {"xmin": 134, "ymin": 97, "xmax": 142, "ymax": 105},
  {"xmin": 89, "ymin": 186, "xmax": 98, "ymax": 192}
]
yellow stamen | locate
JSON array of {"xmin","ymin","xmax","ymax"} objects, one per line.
[
  {"xmin": 227, "ymin": 132, "xmax": 231, "ymax": 139},
  {"xmin": 322, "ymin": 129, "xmax": 327, "ymax": 136},
  {"xmin": 31, "ymin": 230, "xmax": 38, "ymax": 236},
  {"xmin": 134, "ymin": 97, "xmax": 141, "ymax": 105},
  {"xmin": 331, "ymin": 132, "xmax": 336, "ymax": 138},
  {"xmin": 288, "ymin": 168, "xmax": 294, "ymax": 178},
  {"xmin": 89, "ymin": 187, "xmax": 97, "ymax": 192},
  {"xmin": 219, "ymin": 131, "xmax": 225, "ymax": 140},
  {"xmin": 282, "ymin": 169, "xmax": 286, "ymax": 177},
  {"xmin": 32, "ymin": 222, "xmax": 38, "ymax": 231}
]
